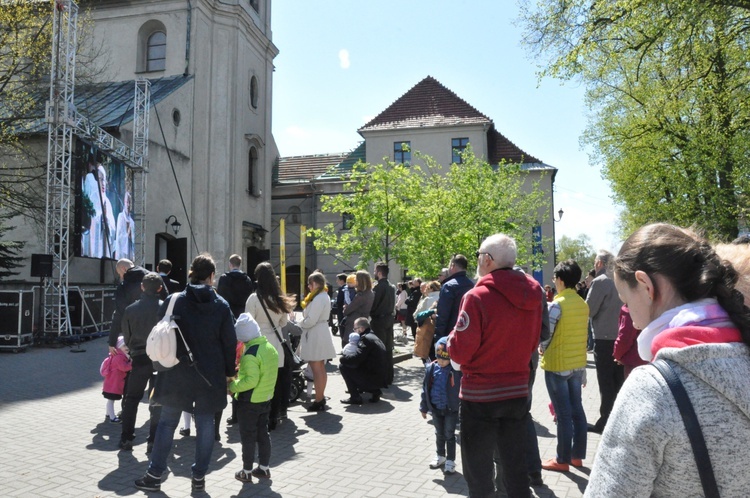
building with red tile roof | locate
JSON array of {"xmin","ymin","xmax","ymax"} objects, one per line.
[{"xmin": 272, "ymin": 76, "xmax": 557, "ymax": 292}]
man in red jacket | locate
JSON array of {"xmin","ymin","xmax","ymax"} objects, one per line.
[{"xmin": 447, "ymin": 233, "xmax": 542, "ymax": 498}]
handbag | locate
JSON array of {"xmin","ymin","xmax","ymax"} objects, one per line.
[
  {"xmin": 413, "ymin": 315, "xmax": 435, "ymax": 359},
  {"xmin": 258, "ymin": 298, "xmax": 305, "ymax": 370},
  {"xmin": 651, "ymin": 359, "xmax": 720, "ymax": 498}
]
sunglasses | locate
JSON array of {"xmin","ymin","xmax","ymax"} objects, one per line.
[{"xmin": 475, "ymin": 251, "xmax": 494, "ymax": 261}]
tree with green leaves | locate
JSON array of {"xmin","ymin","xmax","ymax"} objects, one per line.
[
  {"xmin": 309, "ymin": 159, "xmax": 423, "ymax": 268},
  {"xmin": 556, "ymin": 234, "xmax": 596, "ymax": 275},
  {"xmin": 310, "ymin": 147, "xmax": 550, "ymax": 277},
  {"xmin": 520, "ymin": 1, "xmax": 750, "ymax": 240},
  {"xmin": 1, "ymin": 2, "xmax": 108, "ymax": 224}
]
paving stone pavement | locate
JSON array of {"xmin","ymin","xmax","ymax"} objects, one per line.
[{"xmin": 0, "ymin": 334, "xmax": 603, "ymax": 497}]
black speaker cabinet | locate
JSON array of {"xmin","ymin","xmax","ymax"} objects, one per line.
[{"xmin": 30, "ymin": 254, "xmax": 53, "ymax": 278}]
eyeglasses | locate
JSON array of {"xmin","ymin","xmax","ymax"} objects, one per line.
[{"xmin": 475, "ymin": 251, "xmax": 494, "ymax": 261}]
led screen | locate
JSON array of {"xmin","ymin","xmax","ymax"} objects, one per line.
[{"xmin": 74, "ymin": 138, "xmax": 135, "ymax": 260}]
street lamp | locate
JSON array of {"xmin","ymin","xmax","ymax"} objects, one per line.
[
  {"xmin": 165, "ymin": 215, "xmax": 181, "ymax": 235},
  {"xmin": 553, "ymin": 208, "xmax": 564, "ymax": 222}
]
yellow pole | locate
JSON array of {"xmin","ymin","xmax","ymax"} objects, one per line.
[
  {"xmin": 280, "ymin": 218, "xmax": 286, "ymax": 293},
  {"xmin": 300, "ymin": 225, "xmax": 306, "ymax": 298}
]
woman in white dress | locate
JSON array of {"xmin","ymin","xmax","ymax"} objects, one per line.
[
  {"xmin": 299, "ymin": 272, "xmax": 336, "ymax": 412},
  {"xmin": 115, "ymin": 191, "xmax": 135, "ymax": 260}
]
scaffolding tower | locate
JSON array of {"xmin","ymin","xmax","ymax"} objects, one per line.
[
  {"xmin": 44, "ymin": 0, "xmax": 79, "ymax": 336},
  {"xmin": 132, "ymin": 79, "xmax": 151, "ymax": 265},
  {"xmin": 44, "ymin": 0, "xmax": 150, "ymax": 336}
]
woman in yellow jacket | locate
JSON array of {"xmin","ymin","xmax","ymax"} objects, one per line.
[{"xmin": 539, "ymin": 259, "xmax": 590, "ymax": 472}]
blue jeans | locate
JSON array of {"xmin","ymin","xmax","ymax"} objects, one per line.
[
  {"xmin": 148, "ymin": 405, "xmax": 216, "ymax": 479},
  {"xmin": 544, "ymin": 370, "xmax": 587, "ymax": 463},
  {"xmin": 432, "ymin": 408, "xmax": 458, "ymax": 461}
]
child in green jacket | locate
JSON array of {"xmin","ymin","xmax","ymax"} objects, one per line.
[{"xmin": 229, "ymin": 313, "xmax": 279, "ymax": 483}]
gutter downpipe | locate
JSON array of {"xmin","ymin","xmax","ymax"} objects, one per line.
[{"xmin": 184, "ymin": 0, "xmax": 192, "ymax": 76}]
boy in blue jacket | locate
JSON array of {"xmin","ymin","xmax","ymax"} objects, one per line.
[{"xmin": 419, "ymin": 336, "xmax": 462, "ymax": 474}]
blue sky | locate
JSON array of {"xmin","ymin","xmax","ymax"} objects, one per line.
[{"xmin": 271, "ymin": 1, "xmax": 623, "ymax": 253}]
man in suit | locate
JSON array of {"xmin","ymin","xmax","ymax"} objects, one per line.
[
  {"xmin": 157, "ymin": 259, "xmax": 181, "ymax": 299},
  {"xmin": 216, "ymin": 254, "xmax": 255, "ymax": 319},
  {"xmin": 370, "ymin": 262, "xmax": 396, "ymax": 385}
]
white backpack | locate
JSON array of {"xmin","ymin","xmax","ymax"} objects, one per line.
[{"xmin": 146, "ymin": 295, "xmax": 192, "ymax": 370}]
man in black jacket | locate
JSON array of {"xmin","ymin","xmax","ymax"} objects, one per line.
[
  {"xmin": 370, "ymin": 262, "xmax": 396, "ymax": 384},
  {"xmin": 340, "ymin": 317, "xmax": 389, "ymax": 404},
  {"xmin": 157, "ymin": 259, "xmax": 182, "ymax": 299},
  {"xmin": 216, "ymin": 254, "xmax": 255, "ymax": 319},
  {"xmin": 119, "ymin": 272, "xmax": 163, "ymax": 451},
  {"xmin": 434, "ymin": 254, "xmax": 474, "ymax": 343},
  {"xmin": 109, "ymin": 259, "xmax": 148, "ymax": 355}
]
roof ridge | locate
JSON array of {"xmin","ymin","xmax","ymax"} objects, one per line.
[{"xmin": 359, "ymin": 76, "xmax": 491, "ymax": 132}]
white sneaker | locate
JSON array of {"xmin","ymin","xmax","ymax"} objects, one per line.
[
  {"xmin": 429, "ymin": 455, "xmax": 446, "ymax": 469},
  {"xmin": 444, "ymin": 460, "xmax": 456, "ymax": 474}
]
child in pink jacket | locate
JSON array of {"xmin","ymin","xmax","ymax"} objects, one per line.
[{"xmin": 100, "ymin": 336, "xmax": 132, "ymax": 423}]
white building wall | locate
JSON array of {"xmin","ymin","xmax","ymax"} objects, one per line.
[
  {"xmin": 361, "ymin": 124, "xmax": 489, "ymax": 167},
  {"xmin": 87, "ymin": 0, "xmax": 277, "ymax": 271}
]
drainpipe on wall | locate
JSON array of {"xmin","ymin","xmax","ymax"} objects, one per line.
[{"xmin": 184, "ymin": 0, "xmax": 192, "ymax": 76}]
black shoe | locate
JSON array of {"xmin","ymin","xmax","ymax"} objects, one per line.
[
  {"xmin": 226, "ymin": 416, "xmax": 237, "ymax": 425},
  {"xmin": 306, "ymin": 399, "xmax": 326, "ymax": 412},
  {"xmin": 135, "ymin": 472, "xmax": 161, "ymax": 492},
  {"xmin": 179, "ymin": 428, "xmax": 191, "ymax": 437},
  {"xmin": 587, "ymin": 423, "xmax": 603, "ymax": 434},
  {"xmin": 192, "ymin": 476, "xmax": 205, "ymax": 491},
  {"xmin": 369, "ymin": 389, "xmax": 382, "ymax": 403},
  {"xmin": 118, "ymin": 438, "xmax": 133, "ymax": 451},
  {"xmin": 250, "ymin": 467, "xmax": 271, "ymax": 479},
  {"xmin": 268, "ymin": 418, "xmax": 278, "ymax": 431},
  {"xmin": 235, "ymin": 469, "xmax": 252, "ymax": 483},
  {"xmin": 529, "ymin": 471, "xmax": 544, "ymax": 486},
  {"xmin": 340, "ymin": 396, "xmax": 363, "ymax": 405}
]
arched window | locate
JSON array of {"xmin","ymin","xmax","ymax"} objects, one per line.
[
  {"xmin": 137, "ymin": 20, "xmax": 167, "ymax": 72},
  {"xmin": 146, "ymin": 31, "xmax": 166, "ymax": 71},
  {"xmin": 288, "ymin": 206, "xmax": 301, "ymax": 225},
  {"xmin": 248, "ymin": 147, "xmax": 258, "ymax": 195},
  {"xmin": 250, "ymin": 75, "xmax": 259, "ymax": 109}
]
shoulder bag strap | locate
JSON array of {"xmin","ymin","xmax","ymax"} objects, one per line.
[
  {"xmin": 167, "ymin": 293, "xmax": 212, "ymax": 386},
  {"xmin": 166, "ymin": 294, "xmax": 193, "ymax": 362},
  {"xmin": 258, "ymin": 297, "xmax": 294, "ymax": 356},
  {"xmin": 651, "ymin": 359, "xmax": 720, "ymax": 498}
]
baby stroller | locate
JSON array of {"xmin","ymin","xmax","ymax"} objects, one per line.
[{"xmin": 288, "ymin": 333, "xmax": 308, "ymax": 403}]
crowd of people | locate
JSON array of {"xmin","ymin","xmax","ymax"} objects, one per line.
[{"xmin": 100, "ymin": 225, "xmax": 750, "ymax": 496}]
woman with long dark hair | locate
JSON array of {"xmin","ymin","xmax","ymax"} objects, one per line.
[
  {"xmin": 586, "ymin": 224, "xmax": 750, "ymax": 497},
  {"xmin": 245, "ymin": 262, "xmax": 296, "ymax": 430}
]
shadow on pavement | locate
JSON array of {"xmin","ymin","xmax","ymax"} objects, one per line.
[{"xmin": 0, "ymin": 337, "xmax": 106, "ymax": 406}]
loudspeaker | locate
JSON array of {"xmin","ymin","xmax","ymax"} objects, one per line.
[{"xmin": 31, "ymin": 254, "xmax": 53, "ymax": 278}]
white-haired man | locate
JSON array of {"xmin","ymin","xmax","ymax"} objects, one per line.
[{"xmin": 447, "ymin": 234, "xmax": 543, "ymax": 497}]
